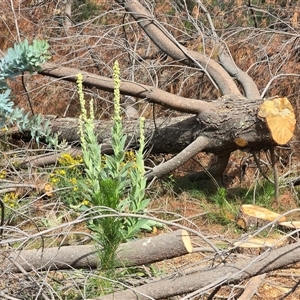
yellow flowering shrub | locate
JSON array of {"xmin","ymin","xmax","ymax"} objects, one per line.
[
  {"xmin": 0, "ymin": 170, "xmax": 6, "ymax": 179},
  {"xmin": 3, "ymin": 192, "xmax": 18, "ymax": 208},
  {"xmin": 49, "ymin": 153, "xmax": 87, "ymax": 207},
  {"xmin": 58, "ymin": 153, "xmax": 83, "ymax": 167}
]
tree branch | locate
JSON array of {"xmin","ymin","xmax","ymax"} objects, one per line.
[
  {"xmin": 88, "ymin": 241, "xmax": 300, "ymax": 300},
  {"xmin": 145, "ymin": 136, "xmax": 211, "ymax": 180},
  {"xmin": 218, "ymin": 49, "xmax": 261, "ymax": 99},
  {"xmin": 39, "ymin": 62, "xmax": 214, "ymax": 115},
  {"xmin": 172, "ymin": 0, "xmax": 260, "ymax": 99},
  {"xmin": 115, "ymin": 0, "xmax": 241, "ymax": 96}
]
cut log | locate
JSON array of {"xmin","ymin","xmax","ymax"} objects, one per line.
[
  {"xmin": 2, "ymin": 229, "xmax": 192, "ymax": 272},
  {"xmin": 0, "ymin": 179, "xmax": 51, "ymax": 197},
  {"xmin": 279, "ymin": 221, "xmax": 300, "ymax": 230},
  {"xmin": 233, "ymin": 237, "xmax": 287, "ymax": 256},
  {"xmin": 85, "ymin": 241, "xmax": 300, "ymax": 300},
  {"xmin": 279, "ymin": 221, "xmax": 300, "ymax": 239},
  {"xmin": 236, "ymin": 204, "xmax": 286, "ymax": 230}
]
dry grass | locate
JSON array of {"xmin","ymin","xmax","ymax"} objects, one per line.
[{"xmin": 1, "ymin": 0, "xmax": 300, "ymax": 298}]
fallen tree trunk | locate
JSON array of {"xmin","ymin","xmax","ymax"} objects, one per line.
[
  {"xmin": 13, "ymin": 95, "xmax": 274, "ymax": 156},
  {"xmin": 2, "ymin": 230, "xmax": 192, "ymax": 272},
  {"xmin": 88, "ymin": 241, "xmax": 300, "ymax": 300},
  {"xmin": 38, "ymin": 62, "xmax": 276, "ymax": 157},
  {"xmin": 37, "ymin": 57, "xmax": 286, "ymax": 180},
  {"xmin": 11, "ymin": 94, "xmax": 277, "ymax": 179}
]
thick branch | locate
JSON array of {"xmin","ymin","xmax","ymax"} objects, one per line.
[
  {"xmin": 88, "ymin": 241, "xmax": 300, "ymax": 300},
  {"xmin": 218, "ymin": 50, "xmax": 260, "ymax": 99},
  {"xmin": 145, "ymin": 136, "xmax": 210, "ymax": 180},
  {"xmin": 115, "ymin": 0, "xmax": 240, "ymax": 96},
  {"xmin": 2, "ymin": 230, "xmax": 191, "ymax": 272},
  {"xmin": 39, "ymin": 63, "xmax": 214, "ymax": 115}
]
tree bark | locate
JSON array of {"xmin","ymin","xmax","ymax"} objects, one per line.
[
  {"xmin": 2, "ymin": 230, "xmax": 192, "ymax": 272},
  {"xmin": 51, "ymin": 94, "xmax": 274, "ymax": 154},
  {"xmin": 39, "ymin": 62, "xmax": 214, "ymax": 115},
  {"xmin": 27, "ymin": 96, "xmax": 273, "ymax": 157},
  {"xmin": 11, "ymin": 93, "xmax": 275, "ymax": 178},
  {"xmin": 87, "ymin": 241, "xmax": 300, "ymax": 300}
]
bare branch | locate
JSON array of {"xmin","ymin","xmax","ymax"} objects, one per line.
[
  {"xmin": 218, "ymin": 49, "xmax": 261, "ymax": 99},
  {"xmin": 195, "ymin": 1, "xmax": 260, "ymax": 98},
  {"xmin": 145, "ymin": 136, "xmax": 210, "ymax": 180},
  {"xmin": 115, "ymin": 0, "xmax": 240, "ymax": 96},
  {"xmin": 89, "ymin": 241, "xmax": 300, "ymax": 300},
  {"xmin": 40, "ymin": 62, "xmax": 214, "ymax": 115},
  {"xmin": 261, "ymin": 73, "xmax": 300, "ymax": 98}
]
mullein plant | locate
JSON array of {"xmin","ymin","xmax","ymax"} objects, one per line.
[
  {"xmin": 77, "ymin": 69, "xmax": 124, "ymax": 269},
  {"xmin": 77, "ymin": 61, "xmax": 160, "ymax": 270}
]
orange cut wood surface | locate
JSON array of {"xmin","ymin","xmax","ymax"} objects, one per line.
[
  {"xmin": 258, "ymin": 97, "xmax": 296, "ymax": 145},
  {"xmin": 236, "ymin": 204, "xmax": 286, "ymax": 230}
]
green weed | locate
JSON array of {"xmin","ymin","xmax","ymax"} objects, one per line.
[
  {"xmin": 243, "ymin": 180, "xmax": 276, "ymax": 208},
  {"xmin": 76, "ymin": 61, "xmax": 160, "ymax": 271}
]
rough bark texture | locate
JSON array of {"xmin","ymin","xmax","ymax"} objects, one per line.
[
  {"xmin": 88, "ymin": 241, "xmax": 300, "ymax": 300},
  {"xmin": 42, "ymin": 95, "xmax": 275, "ymax": 154},
  {"xmin": 11, "ymin": 94, "xmax": 275, "ymax": 178},
  {"xmin": 2, "ymin": 230, "xmax": 191, "ymax": 272},
  {"xmin": 195, "ymin": 94, "xmax": 274, "ymax": 152},
  {"xmin": 39, "ymin": 62, "xmax": 214, "ymax": 115}
]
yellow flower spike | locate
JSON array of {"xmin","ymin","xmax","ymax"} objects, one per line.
[{"xmin": 113, "ymin": 61, "xmax": 121, "ymax": 122}]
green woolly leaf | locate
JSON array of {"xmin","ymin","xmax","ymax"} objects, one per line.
[
  {"xmin": 0, "ymin": 39, "xmax": 55, "ymax": 145},
  {"xmin": 0, "ymin": 89, "xmax": 13, "ymax": 113}
]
